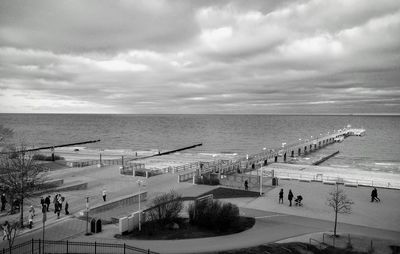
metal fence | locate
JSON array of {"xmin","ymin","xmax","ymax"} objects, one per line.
[{"xmin": 1, "ymin": 239, "xmax": 159, "ymax": 254}]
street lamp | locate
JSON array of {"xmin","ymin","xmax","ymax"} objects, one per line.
[{"xmin": 85, "ymin": 197, "xmax": 91, "ymax": 235}]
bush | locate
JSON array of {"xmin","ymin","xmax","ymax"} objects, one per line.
[
  {"xmin": 188, "ymin": 200, "xmax": 240, "ymax": 232},
  {"xmin": 147, "ymin": 190, "xmax": 183, "ymax": 225}
]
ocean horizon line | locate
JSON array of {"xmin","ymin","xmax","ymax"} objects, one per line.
[{"xmin": 1, "ymin": 112, "xmax": 399, "ymax": 116}]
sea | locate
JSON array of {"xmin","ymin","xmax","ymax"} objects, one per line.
[{"xmin": 1, "ymin": 114, "xmax": 399, "ymax": 176}]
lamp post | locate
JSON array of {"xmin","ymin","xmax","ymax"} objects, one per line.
[
  {"xmin": 85, "ymin": 197, "xmax": 90, "ymax": 235},
  {"xmin": 42, "ymin": 205, "xmax": 46, "ymax": 254},
  {"xmin": 137, "ymin": 179, "xmax": 145, "ymax": 231}
]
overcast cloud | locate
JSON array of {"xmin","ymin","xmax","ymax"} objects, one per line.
[{"xmin": 0, "ymin": 0, "xmax": 399, "ymax": 114}]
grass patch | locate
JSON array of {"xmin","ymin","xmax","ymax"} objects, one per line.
[{"xmin": 115, "ymin": 216, "xmax": 255, "ymax": 240}]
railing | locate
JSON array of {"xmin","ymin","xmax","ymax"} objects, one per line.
[
  {"xmin": 67, "ymin": 158, "xmax": 127, "ymax": 168},
  {"xmin": 178, "ymin": 171, "xmax": 196, "ymax": 182},
  {"xmin": 158, "ymin": 162, "xmax": 200, "ymax": 174},
  {"xmin": 273, "ymin": 171, "xmax": 400, "ymax": 189},
  {"xmin": 1, "ymin": 239, "xmax": 159, "ymax": 254}
]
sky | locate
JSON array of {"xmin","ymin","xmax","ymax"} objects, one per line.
[{"xmin": 0, "ymin": 0, "xmax": 399, "ymax": 114}]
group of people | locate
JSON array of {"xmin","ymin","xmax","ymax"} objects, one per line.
[
  {"xmin": 279, "ymin": 189, "xmax": 303, "ymax": 207},
  {"xmin": 0, "ymin": 193, "xmax": 23, "ymax": 214},
  {"xmin": 40, "ymin": 194, "xmax": 69, "ymax": 220}
]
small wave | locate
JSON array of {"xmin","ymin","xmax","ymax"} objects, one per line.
[
  {"xmin": 329, "ymin": 164, "xmax": 350, "ymax": 168},
  {"xmin": 375, "ymin": 162, "xmax": 397, "ymax": 166}
]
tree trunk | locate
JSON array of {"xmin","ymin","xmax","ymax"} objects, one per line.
[
  {"xmin": 19, "ymin": 198, "xmax": 24, "ymax": 227},
  {"xmin": 334, "ymin": 209, "xmax": 338, "ymax": 237}
]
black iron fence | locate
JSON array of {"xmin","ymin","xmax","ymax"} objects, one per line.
[{"xmin": 1, "ymin": 239, "xmax": 159, "ymax": 254}]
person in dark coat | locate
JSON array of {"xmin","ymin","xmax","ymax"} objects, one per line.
[
  {"xmin": 288, "ymin": 189, "xmax": 294, "ymax": 206},
  {"xmin": 244, "ymin": 180, "xmax": 249, "ymax": 191},
  {"xmin": 55, "ymin": 202, "xmax": 61, "ymax": 219},
  {"xmin": 64, "ymin": 201, "xmax": 69, "ymax": 215},
  {"xmin": 1, "ymin": 194, "xmax": 7, "ymax": 212},
  {"xmin": 279, "ymin": 189, "xmax": 284, "ymax": 204},
  {"xmin": 45, "ymin": 196, "xmax": 51, "ymax": 212},
  {"xmin": 371, "ymin": 188, "xmax": 380, "ymax": 202}
]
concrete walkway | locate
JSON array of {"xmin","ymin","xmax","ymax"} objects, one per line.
[{"xmin": 1, "ymin": 163, "xmax": 399, "ymax": 253}]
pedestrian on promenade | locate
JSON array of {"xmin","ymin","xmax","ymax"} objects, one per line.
[
  {"xmin": 55, "ymin": 202, "xmax": 61, "ymax": 219},
  {"xmin": 40, "ymin": 197, "xmax": 45, "ymax": 208},
  {"xmin": 371, "ymin": 188, "xmax": 380, "ymax": 202},
  {"xmin": 288, "ymin": 189, "xmax": 294, "ymax": 206},
  {"xmin": 53, "ymin": 194, "xmax": 58, "ymax": 213},
  {"xmin": 57, "ymin": 194, "xmax": 63, "ymax": 211},
  {"xmin": 1, "ymin": 193, "xmax": 7, "ymax": 212},
  {"xmin": 29, "ymin": 205, "xmax": 35, "ymax": 216},
  {"xmin": 279, "ymin": 189, "xmax": 284, "ymax": 204},
  {"xmin": 2, "ymin": 221, "xmax": 9, "ymax": 240},
  {"xmin": 45, "ymin": 195, "xmax": 50, "ymax": 212},
  {"xmin": 244, "ymin": 180, "xmax": 248, "ymax": 191},
  {"xmin": 65, "ymin": 201, "xmax": 69, "ymax": 215},
  {"xmin": 102, "ymin": 189, "xmax": 107, "ymax": 201},
  {"xmin": 28, "ymin": 209, "xmax": 34, "ymax": 229}
]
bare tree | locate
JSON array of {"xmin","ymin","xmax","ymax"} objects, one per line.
[
  {"xmin": 148, "ymin": 190, "xmax": 183, "ymax": 224},
  {"xmin": 0, "ymin": 145, "xmax": 47, "ymax": 227},
  {"xmin": 327, "ymin": 185, "xmax": 354, "ymax": 236},
  {"xmin": 1, "ymin": 220, "xmax": 20, "ymax": 252}
]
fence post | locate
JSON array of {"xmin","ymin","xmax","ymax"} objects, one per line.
[
  {"xmin": 95, "ymin": 241, "xmax": 97, "ymax": 254},
  {"xmin": 148, "ymin": 249, "xmax": 150, "ymax": 254},
  {"xmin": 31, "ymin": 239, "xmax": 34, "ymax": 254},
  {"xmin": 67, "ymin": 240, "xmax": 69, "ymax": 254},
  {"xmin": 38, "ymin": 240, "xmax": 41, "ymax": 254},
  {"xmin": 124, "ymin": 243, "xmax": 126, "ymax": 254}
]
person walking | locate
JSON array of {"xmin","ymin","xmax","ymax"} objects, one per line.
[
  {"xmin": 57, "ymin": 194, "xmax": 63, "ymax": 211},
  {"xmin": 2, "ymin": 221, "xmax": 9, "ymax": 240},
  {"xmin": 55, "ymin": 202, "xmax": 61, "ymax": 219},
  {"xmin": 53, "ymin": 194, "xmax": 58, "ymax": 213},
  {"xmin": 371, "ymin": 188, "xmax": 380, "ymax": 202},
  {"xmin": 64, "ymin": 201, "xmax": 69, "ymax": 215},
  {"xmin": 40, "ymin": 197, "xmax": 45, "ymax": 208},
  {"xmin": 1, "ymin": 193, "xmax": 7, "ymax": 212},
  {"xmin": 244, "ymin": 180, "xmax": 249, "ymax": 191},
  {"xmin": 102, "ymin": 189, "xmax": 107, "ymax": 202},
  {"xmin": 288, "ymin": 189, "xmax": 294, "ymax": 206},
  {"xmin": 28, "ymin": 206, "xmax": 35, "ymax": 229},
  {"xmin": 45, "ymin": 195, "xmax": 51, "ymax": 212},
  {"xmin": 279, "ymin": 189, "xmax": 284, "ymax": 204}
]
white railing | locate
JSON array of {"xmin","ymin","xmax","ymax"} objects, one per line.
[{"xmin": 273, "ymin": 171, "xmax": 400, "ymax": 189}]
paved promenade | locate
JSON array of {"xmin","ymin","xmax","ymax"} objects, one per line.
[{"xmin": 1, "ymin": 163, "xmax": 399, "ymax": 253}]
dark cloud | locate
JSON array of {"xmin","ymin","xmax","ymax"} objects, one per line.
[{"xmin": 0, "ymin": 0, "xmax": 399, "ymax": 114}]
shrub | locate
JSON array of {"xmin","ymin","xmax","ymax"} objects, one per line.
[
  {"xmin": 189, "ymin": 200, "xmax": 240, "ymax": 232},
  {"xmin": 147, "ymin": 190, "xmax": 183, "ymax": 225}
]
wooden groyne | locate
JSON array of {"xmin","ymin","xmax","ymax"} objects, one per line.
[{"xmin": 312, "ymin": 151, "xmax": 339, "ymax": 165}]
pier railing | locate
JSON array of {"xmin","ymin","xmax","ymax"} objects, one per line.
[{"xmin": 270, "ymin": 171, "xmax": 400, "ymax": 189}]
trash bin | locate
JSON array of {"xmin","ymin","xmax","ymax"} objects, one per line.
[{"xmin": 272, "ymin": 177, "xmax": 278, "ymax": 186}]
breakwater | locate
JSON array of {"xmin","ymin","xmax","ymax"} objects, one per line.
[{"xmin": 312, "ymin": 151, "xmax": 340, "ymax": 165}]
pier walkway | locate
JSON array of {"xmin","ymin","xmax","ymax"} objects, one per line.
[{"xmin": 170, "ymin": 128, "xmax": 366, "ymax": 182}]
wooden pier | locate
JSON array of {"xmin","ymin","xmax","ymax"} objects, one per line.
[{"xmin": 192, "ymin": 128, "xmax": 366, "ymax": 180}]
